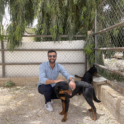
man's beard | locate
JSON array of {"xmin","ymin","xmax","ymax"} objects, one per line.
[{"xmin": 49, "ymin": 59, "xmax": 56, "ymax": 63}]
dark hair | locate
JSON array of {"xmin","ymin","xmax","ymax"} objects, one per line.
[{"xmin": 48, "ymin": 50, "xmax": 57, "ymax": 56}]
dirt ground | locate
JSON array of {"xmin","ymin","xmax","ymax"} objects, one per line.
[{"xmin": 0, "ymin": 86, "xmax": 120, "ymax": 124}]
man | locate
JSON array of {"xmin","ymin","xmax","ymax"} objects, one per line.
[{"xmin": 37, "ymin": 50, "xmax": 76, "ymax": 112}]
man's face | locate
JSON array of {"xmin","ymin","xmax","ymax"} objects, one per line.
[{"xmin": 48, "ymin": 52, "xmax": 57, "ymax": 63}]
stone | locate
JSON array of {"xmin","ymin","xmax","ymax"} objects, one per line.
[{"xmin": 93, "ymin": 77, "xmax": 107, "ymax": 85}]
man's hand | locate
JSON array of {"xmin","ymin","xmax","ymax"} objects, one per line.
[
  {"xmin": 69, "ymin": 81, "xmax": 76, "ymax": 90},
  {"xmin": 54, "ymin": 79, "xmax": 64, "ymax": 83}
]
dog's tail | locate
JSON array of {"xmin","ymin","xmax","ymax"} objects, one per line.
[
  {"xmin": 93, "ymin": 89, "xmax": 101, "ymax": 103},
  {"xmin": 75, "ymin": 75, "xmax": 83, "ymax": 79}
]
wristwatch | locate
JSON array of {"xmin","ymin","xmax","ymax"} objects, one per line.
[{"xmin": 70, "ymin": 78, "xmax": 74, "ymax": 81}]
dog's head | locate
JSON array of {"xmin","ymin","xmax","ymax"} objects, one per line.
[
  {"xmin": 54, "ymin": 81, "xmax": 73, "ymax": 97},
  {"xmin": 88, "ymin": 65, "xmax": 97, "ymax": 76}
]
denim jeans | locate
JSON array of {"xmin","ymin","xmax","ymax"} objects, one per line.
[{"xmin": 38, "ymin": 84, "xmax": 58, "ymax": 104}]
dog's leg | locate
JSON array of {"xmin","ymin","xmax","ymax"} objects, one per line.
[
  {"xmin": 62, "ymin": 111, "xmax": 68, "ymax": 122},
  {"xmin": 82, "ymin": 94, "xmax": 93, "ymax": 112},
  {"xmin": 83, "ymin": 93, "xmax": 92, "ymax": 112},
  {"xmin": 92, "ymin": 108, "xmax": 97, "ymax": 120},
  {"xmin": 60, "ymin": 100, "xmax": 65, "ymax": 115},
  {"xmin": 60, "ymin": 97, "xmax": 65, "ymax": 101},
  {"xmin": 62, "ymin": 98, "xmax": 69, "ymax": 122},
  {"xmin": 85, "ymin": 97, "xmax": 97, "ymax": 120},
  {"xmin": 82, "ymin": 93, "xmax": 84, "ymax": 97},
  {"xmin": 88, "ymin": 107, "xmax": 93, "ymax": 112}
]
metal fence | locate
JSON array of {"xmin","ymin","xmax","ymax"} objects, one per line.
[
  {"xmin": 94, "ymin": 0, "xmax": 124, "ymax": 87},
  {"xmin": 0, "ymin": 37, "xmax": 86, "ymax": 78}
]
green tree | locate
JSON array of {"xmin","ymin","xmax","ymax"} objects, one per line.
[{"xmin": 0, "ymin": 0, "xmax": 101, "ymax": 50}]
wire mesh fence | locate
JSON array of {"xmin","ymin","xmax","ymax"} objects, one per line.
[
  {"xmin": 0, "ymin": 40, "xmax": 86, "ymax": 78},
  {"xmin": 97, "ymin": 0, "xmax": 124, "ymax": 31},
  {"xmin": 96, "ymin": 26, "xmax": 124, "ymax": 48},
  {"xmin": 94, "ymin": 0, "xmax": 124, "ymax": 87}
]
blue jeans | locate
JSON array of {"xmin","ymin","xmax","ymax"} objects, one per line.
[{"xmin": 38, "ymin": 84, "xmax": 58, "ymax": 104}]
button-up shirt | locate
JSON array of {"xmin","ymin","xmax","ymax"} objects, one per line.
[{"xmin": 37, "ymin": 61, "xmax": 74, "ymax": 87}]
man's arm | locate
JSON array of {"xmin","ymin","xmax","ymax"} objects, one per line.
[
  {"xmin": 68, "ymin": 77, "xmax": 76, "ymax": 90},
  {"xmin": 46, "ymin": 79, "xmax": 64, "ymax": 84},
  {"xmin": 59, "ymin": 64, "xmax": 76, "ymax": 90}
]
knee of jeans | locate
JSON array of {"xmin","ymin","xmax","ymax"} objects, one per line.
[{"xmin": 44, "ymin": 85, "xmax": 52, "ymax": 93}]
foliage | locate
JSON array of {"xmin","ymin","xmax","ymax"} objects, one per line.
[
  {"xmin": 0, "ymin": 0, "xmax": 102, "ymax": 50},
  {"xmin": 84, "ymin": 32, "xmax": 95, "ymax": 67},
  {"xmin": 0, "ymin": 0, "xmax": 39, "ymax": 50},
  {"xmin": 0, "ymin": 25, "xmax": 4, "ymax": 42},
  {"xmin": 97, "ymin": 67, "xmax": 124, "ymax": 82},
  {"xmin": 0, "ymin": 0, "xmax": 8, "ymax": 24},
  {"xmin": 35, "ymin": 0, "xmax": 101, "ymax": 41},
  {"xmin": 4, "ymin": 80, "xmax": 15, "ymax": 87}
]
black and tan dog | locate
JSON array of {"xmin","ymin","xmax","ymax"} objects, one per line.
[
  {"xmin": 75, "ymin": 65, "xmax": 97, "ymax": 84},
  {"xmin": 54, "ymin": 81, "xmax": 101, "ymax": 122}
]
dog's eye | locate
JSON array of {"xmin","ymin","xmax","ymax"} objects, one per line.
[{"xmin": 60, "ymin": 89, "xmax": 62, "ymax": 91}]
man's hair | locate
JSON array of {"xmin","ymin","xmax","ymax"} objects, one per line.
[{"xmin": 48, "ymin": 50, "xmax": 57, "ymax": 56}]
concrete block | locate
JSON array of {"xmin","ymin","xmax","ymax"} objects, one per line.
[
  {"xmin": 120, "ymin": 100, "xmax": 124, "ymax": 116},
  {"xmin": 25, "ymin": 76, "xmax": 39, "ymax": 86},
  {"xmin": 93, "ymin": 77, "xmax": 107, "ymax": 85},
  {"xmin": 93, "ymin": 76, "xmax": 107, "ymax": 100},
  {"xmin": 100, "ymin": 86, "xmax": 106, "ymax": 103},
  {"xmin": 106, "ymin": 92, "xmax": 118, "ymax": 109},
  {"xmin": 10, "ymin": 77, "xmax": 26, "ymax": 86},
  {"xmin": 93, "ymin": 79, "xmax": 124, "ymax": 124},
  {"xmin": 0, "ymin": 78, "xmax": 11, "ymax": 86}
]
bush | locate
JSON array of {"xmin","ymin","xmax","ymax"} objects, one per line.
[{"xmin": 4, "ymin": 81, "xmax": 15, "ymax": 87}]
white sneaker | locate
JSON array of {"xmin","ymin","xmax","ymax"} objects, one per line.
[
  {"xmin": 45, "ymin": 102, "xmax": 53, "ymax": 112},
  {"xmin": 45, "ymin": 100, "xmax": 53, "ymax": 104}
]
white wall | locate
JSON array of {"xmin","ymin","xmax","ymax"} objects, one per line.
[
  {"xmin": 0, "ymin": 66, "xmax": 2, "ymax": 77},
  {"xmin": 0, "ymin": 52, "xmax": 2, "ymax": 63},
  {"xmin": 5, "ymin": 51, "xmax": 85, "ymax": 63},
  {"xmin": 0, "ymin": 40, "xmax": 86, "ymax": 77},
  {"xmin": 4, "ymin": 40, "xmax": 85, "ymax": 49},
  {"xmin": 0, "ymin": 43, "xmax": 2, "ymax": 77}
]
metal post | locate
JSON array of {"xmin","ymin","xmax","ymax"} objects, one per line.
[
  {"xmin": 85, "ymin": 55, "xmax": 87, "ymax": 72},
  {"xmin": 1, "ymin": 41, "xmax": 5, "ymax": 77},
  {"xmin": 95, "ymin": 9, "xmax": 97, "ymax": 64}
]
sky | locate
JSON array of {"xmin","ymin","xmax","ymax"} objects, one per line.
[{"xmin": 2, "ymin": 6, "xmax": 38, "ymax": 29}]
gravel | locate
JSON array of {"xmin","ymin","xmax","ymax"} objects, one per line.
[{"xmin": 0, "ymin": 86, "xmax": 120, "ymax": 124}]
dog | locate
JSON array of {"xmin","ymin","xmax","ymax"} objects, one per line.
[
  {"xmin": 75, "ymin": 65, "xmax": 97, "ymax": 84},
  {"xmin": 54, "ymin": 81, "xmax": 101, "ymax": 122}
]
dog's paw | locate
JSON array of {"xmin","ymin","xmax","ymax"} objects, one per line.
[
  {"xmin": 88, "ymin": 108, "xmax": 93, "ymax": 112},
  {"xmin": 62, "ymin": 118, "xmax": 67, "ymax": 122},
  {"xmin": 59, "ymin": 112, "xmax": 64, "ymax": 115},
  {"xmin": 92, "ymin": 117, "xmax": 97, "ymax": 121}
]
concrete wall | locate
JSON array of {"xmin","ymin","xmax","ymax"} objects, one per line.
[
  {"xmin": 0, "ymin": 76, "xmax": 82, "ymax": 87},
  {"xmin": 93, "ymin": 77, "xmax": 124, "ymax": 124},
  {"xmin": 0, "ymin": 40, "xmax": 85, "ymax": 77}
]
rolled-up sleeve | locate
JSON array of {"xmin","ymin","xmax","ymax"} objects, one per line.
[
  {"xmin": 39, "ymin": 64, "xmax": 48, "ymax": 84},
  {"xmin": 59, "ymin": 64, "xmax": 74, "ymax": 81}
]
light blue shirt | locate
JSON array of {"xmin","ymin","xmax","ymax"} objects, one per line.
[{"xmin": 37, "ymin": 61, "xmax": 74, "ymax": 87}]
